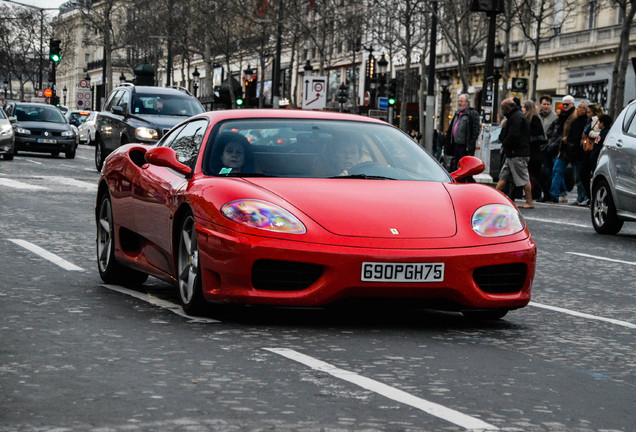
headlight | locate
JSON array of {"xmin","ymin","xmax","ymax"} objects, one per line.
[
  {"xmin": 0, "ymin": 124, "xmax": 13, "ymax": 136},
  {"xmin": 472, "ymin": 204, "xmax": 525, "ymax": 237},
  {"xmin": 221, "ymin": 199, "xmax": 306, "ymax": 234},
  {"xmin": 135, "ymin": 127, "xmax": 158, "ymax": 140},
  {"xmin": 15, "ymin": 126, "xmax": 30, "ymax": 135},
  {"xmin": 61, "ymin": 130, "xmax": 74, "ymax": 137}
]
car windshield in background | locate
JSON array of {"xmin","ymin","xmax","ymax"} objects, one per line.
[
  {"xmin": 203, "ymin": 119, "xmax": 450, "ymax": 182},
  {"xmin": 68, "ymin": 112, "xmax": 91, "ymax": 124},
  {"xmin": 131, "ymin": 93, "xmax": 204, "ymax": 117},
  {"xmin": 14, "ymin": 106, "xmax": 67, "ymax": 123}
]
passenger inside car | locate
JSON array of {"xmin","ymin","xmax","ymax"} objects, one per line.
[{"xmin": 209, "ymin": 132, "xmax": 255, "ymax": 174}]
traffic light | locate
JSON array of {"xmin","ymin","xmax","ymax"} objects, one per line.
[
  {"xmin": 49, "ymin": 38, "xmax": 62, "ymax": 64},
  {"xmin": 235, "ymin": 96, "xmax": 244, "ymax": 107},
  {"xmin": 337, "ymin": 84, "xmax": 348, "ymax": 104},
  {"xmin": 388, "ymin": 79, "xmax": 396, "ymax": 106}
]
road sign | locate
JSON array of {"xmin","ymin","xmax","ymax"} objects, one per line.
[
  {"xmin": 44, "ymin": 89, "xmax": 52, "ymax": 98},
  {"xmin": 79, "ymin": 79, "xmax": 89, "ymax": 89},
  {"xmin": 76, "ymin": 89, "xmax": 91, "ymax": 108},
  {"xmin": 302, "ymin": 76, "xmax": 327, "ymax": 110},
  {"xmin": 363, "ymin": 91, "xmax": 371, "ymax": 107},
  {"xmin": 368, "ymin": 109, "xmax": 388, "ymax": 120},
  {"xmin": 36, "ymin": 90, "xmax": 44, "ymax": 98},
  {"xmin": 378, "ymin": 97, "xmax": 388, "ymax": 110}
]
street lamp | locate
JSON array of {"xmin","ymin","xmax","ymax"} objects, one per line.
[
  {"xmin": 438, "ymin": 74, "xmax": 451, "ymax": 133},
  {"xmin": 303, "ymin": 60, "xmax": 313, "ymax": 77},
  {"xmin": 377, "ymin": 54, "xmax": 388, "ymax": 98},
  {"xmin": 493, "ymin": 42, "xmax": 505, "ymax": 123},
  {"xmin": 62, "ymin": 85, "xmax": 67, "ymax": 106},
  {"xmin": 192, "ymin": 66, "xmax": 200, "ymax": 98},
  {"xmin": 119, "ymin": 72, "xmax": 126, "ymax": 84},
  {"xmin": 85, "ymin": 73, "xmax": 92, "ymax": 111}
]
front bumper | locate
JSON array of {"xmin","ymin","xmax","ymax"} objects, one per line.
[
  {"xmin": 15, "ymin": 135, "xmax": 77, "ymax": 153},
  {"xmin": 0, "ymin": 135, "xmax": 14, "ymax": 155},
  {"xmin": 194, "ymin": 223, "xmax": 536, "ymax": 310}
]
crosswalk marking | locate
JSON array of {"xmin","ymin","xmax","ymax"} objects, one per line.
[{"xmin": 0, "ymin": 175, "xmax": 96, "ymax": 191}]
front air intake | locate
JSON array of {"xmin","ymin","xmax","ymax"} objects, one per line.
[
  {"xmin": 252, "ymin": 259, "xmax": 323, "ymax": 291},
  {"xmin": 473, "ymin": 263, "xmax": 527, "ymax": 294}
]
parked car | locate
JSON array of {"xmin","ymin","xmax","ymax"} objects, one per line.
[
  {"xmin": 65, "ymin": 109, "xmax": 91, "ymax": 127},
  {"xmin": 591, "ymin": 100, "xmax": 636, "ymax": 234},
  {"xmin": 96, "ymin": 109, "xmax": 536, "ymax": 319},
  {"xmin": 78, "ymin": 111, "xmax": 97, "ymax": 145},
  {"xmin": 0, "ymin": 107, "xmax": 15, "ymax": 160},
  {"xmin": 4, "ymin": 102, "xmax": 78, "ymax": 159},
  {"xmin": 94, "ymin": 84, "xmax": 204, "ymax": 170}
]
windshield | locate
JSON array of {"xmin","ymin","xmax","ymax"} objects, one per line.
[
  {"xmin": 68, "ymin": 112, "xmax": 91, "ymax": 124},
  {"xmin": 203, "ymin": 119, "xmax": 450, "ymax": 182},
  {"xmin": 131, "ymin": 93, "xmax": 204, "ymax": 116},
  {"xmin": 14, "ymin": 105, "xmax": 67, "ymax": 123}
]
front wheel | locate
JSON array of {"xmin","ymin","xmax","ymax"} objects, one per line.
[
  {"xmin": 591, "ymin": 179, "xmax": 623, "ymax": 234},
  {"xmin": 2, "ymin": 153, "xmax": 13, "ymax": 161},
  {"xmin": 65, "ymin": 148, "xmax": 76, "ymax": 159},
  {"xmin": 177, "ymin": 213, "xmax": 207, "ymax": 315},
  {"xmin": 96, "ymin": 193, "xmax": 148, "ymax": 285}
]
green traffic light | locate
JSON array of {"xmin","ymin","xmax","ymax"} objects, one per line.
[
  {"xmin": 388, "ymin": 98, "xmax": 396, "ymax": 105},
  {"xmin": 50, "ymin": 54, "xmax": 61, "ymax": 63},
  {"xmin": 236, "ymin": 98, "xmax": 243, "ymax": 106}
]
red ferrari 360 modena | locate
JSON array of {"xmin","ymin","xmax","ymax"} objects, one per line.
[{"xmin": 96, "ymin": 109, "xmax": 536, "ymax": 319}]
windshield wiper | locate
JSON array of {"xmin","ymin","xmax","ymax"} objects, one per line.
[
  {"xmin": 329, "ymin": 174, "xmax": 395, "ymax": 180},
  {"xmin": 220, "ymin": 173, "xmax": 278, "ymax": 178}
]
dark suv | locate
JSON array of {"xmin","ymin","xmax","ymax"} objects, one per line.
[{"xmin": 94, "ymin": 84, "xmax": 204, "ymax": 170}]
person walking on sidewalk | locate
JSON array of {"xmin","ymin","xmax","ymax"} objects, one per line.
[
  {"xmin": 537, "ymin": 95, "xmax": 558, "ymax": 201},
  {"xmin": 496, "ymin": 98, "xmax": 534, "ymax": 209},
  {"xmin": 567, "ymin": 101, "xmax": 590, "ymax": 206},
  {"xmin": 548, "ymin": 95, "xmax": 577, "ymax": 203},
  {"xmin": 522, "ymin": 100, "xmax": 547, "ymax": 200},
  {"xmin": 444, "ymin": 94, "xmax": 480, "ymax": 177}
]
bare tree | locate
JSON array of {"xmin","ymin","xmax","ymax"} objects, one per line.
[
  {"xmin": 513, "ymin": 0, "xmax": 577, "ymax": 101},
  {"xmin": 609, "ymin": 0, "xmax": 636, "ymax": 117},
  {"xmin": 433, "ymin": 0, "xmax": 490, "ymax": 94}
]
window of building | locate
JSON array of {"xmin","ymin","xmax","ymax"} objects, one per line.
[{"xmin": 587, "ymin": 0, "xmax": 598, "ymax": 28}]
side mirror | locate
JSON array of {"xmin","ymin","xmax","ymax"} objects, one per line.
[
  {"xmin": 111, "ymin": 105, "xmax": 124, "ymax": 116},
  {"xmin": 451, "ymin": 156, "xmax": 485, "ymax": 181},
  {"xmin": 144, "ymin": 146, "xmax": 192, "ymax": 176},
  {"xmin": 9, "ymin": 117, "xmax": 16, "ymax": 123}
]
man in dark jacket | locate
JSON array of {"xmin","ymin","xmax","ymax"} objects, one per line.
[
  {"xmin": 496, "ymin": 98, "xmax": 534, "ymax": 208},
  {"xmin": 444, "ymin": 93, "xmax": 480, "ymax": 173}
]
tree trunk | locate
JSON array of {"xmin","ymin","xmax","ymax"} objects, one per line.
[{"xmin": 610, "ymin": 1, "xmax": 636, "ymax": 117}]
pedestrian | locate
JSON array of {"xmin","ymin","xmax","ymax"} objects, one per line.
[
  {"xmin": 496, "ymin": 98, "xmax": 534, "ymax": 209},
  {"xmin": 567, "ymin": 101, "xmax": 590, "ymax": 205},
  {"xmin": 444, "ymin": 93, "xmax": 480, "ymax": 178},
  {"xmin": 522, "ymin": 100, "xmax": 546, "ymax": 200},
  {"xmin": 537, "ymin": 95, "xmax": 558, "ymax": 202},
  {"xmin": 547, "ymin": 95, "xmax": 577, "ymax": 203},
  {"xmin": 578, "ymin": 104, "xmax": 604, "ymax": 206},
  {"xmin": 589, "ymin": 114, "xmax": 613, "ymax": 170}
]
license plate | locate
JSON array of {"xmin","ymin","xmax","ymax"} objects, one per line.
[
  {"xmin": 361, "ymin": 262, "xmax": 444, "ymax": 282},
  {"xmin": 37, "ymin": 138, "xmax": 57, "ymax": 144}
]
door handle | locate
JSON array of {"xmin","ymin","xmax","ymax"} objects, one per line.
[{"xmin": 616, "ymin": 139, "xmax": 623, "ymax": 148}]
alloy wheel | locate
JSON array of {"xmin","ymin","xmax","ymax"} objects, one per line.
[
  {"xmin": 178, "ymin": 215, "xmax": 199, "ymax": 305},
  {"xmin": 97, "ymin": 196, "xmax": 112, "ymax": 273}
]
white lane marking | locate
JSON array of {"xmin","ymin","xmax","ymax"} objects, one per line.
[
  {"xmin": 46, "ymin": 175, "xmax": 96, "ymax": 190},
  {"xmin": 101, "ymin": 284, "xmax": 219, "ymax": 323},
  {"xmin": 264, "ymin": 348, "xmax": 499, "ymax": 431},
  {"xmin": 529, "ymin": 302, "xmax": 636, "ymax": 329},
  {"xmin": 8, "ymin": 239, "xmax": 84, "ymax": 271},
  {"xmin": 566, "ymin": 251, "xmax": 636, "ymax": 266},
  {"xmin": 24, "ymin": 158, "xmax": 43, "ymax": 165},
  {"xmin": 523, "ymin": 216, "xmax": 589, "ymax": 229},
  {"xmin": 0, "ymin": 177, "xmax": 48, "ymax": 190}
]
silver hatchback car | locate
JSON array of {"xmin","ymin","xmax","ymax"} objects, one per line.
[{"xmin": 591, "ymin": 100, "xmax": 636, "ymax": 234}]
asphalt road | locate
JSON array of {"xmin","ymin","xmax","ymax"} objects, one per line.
[{"xmin": 1, "ymin": 145, "xmax": 635, "ymax": 432}]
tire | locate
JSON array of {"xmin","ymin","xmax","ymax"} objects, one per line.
[
  {"xmin": 95, "ymin": 135, "xmax": 105, "ymax": 171},
  {"xmin": 591, "ymin": 179, "xmax": 623, "ymax": 235},
  {"xmin": 51, "ymin": 151, "xmax": 60, "ymax": 157},
  {"xmin": 2, "ymin": 153, "xmax": 13, "ymax": 161},
  {"xmin": 176, "ymin": 213, "xmax": 207, "ymax": 315},
  {"xmin": 96, "ymin": 193, "xmax": 148, "ymax": 285},
  {"xmin": 462, "ymin": 309, "xmax": 509, "ymax": 320},
  {"xmin": 65, "ymin": 149, "xmax": 76, "ymax": 159}
]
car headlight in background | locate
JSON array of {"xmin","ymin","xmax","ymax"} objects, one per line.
[
  {"xmin": 14, "ymin": 126, "xmax": 30, "ymax": 135},
  {"xmin": 0, "ymin": 124, "xmax": 13, "ymax": 136},
  {"xmin": 135, "ymin": 127, "xmax": 158, "ymax": 140},
  {"xmin": 61, "ymin": 130, "xmax": 75, "ymax": 137},
  {"xmin": 221, "ymin": 199, "xmax": 306, "ymax": 234},
  {"xmin": 472, "ymin": 204, "xmax": 525, "ymax": 237}
]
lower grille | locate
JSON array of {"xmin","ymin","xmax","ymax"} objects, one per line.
[
  {"xmin": 252, "ymin": 259, "xmax": 323, "ymax": 291},
  {"xmin": 473, "ymin": 263, "xmax": 527, "ymax": 294}
]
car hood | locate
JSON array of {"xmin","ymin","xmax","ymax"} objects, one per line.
[
  {"xmin": 129, "ymin": 114, "xmax": 189, "ymax": 131},
  {"xmin": 14, "ymin": 121, "xmax": 71, "ymax": 131},
  {"xmin": 243, "ymin": 178, "xmax": 457, "ymax": 238}
]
